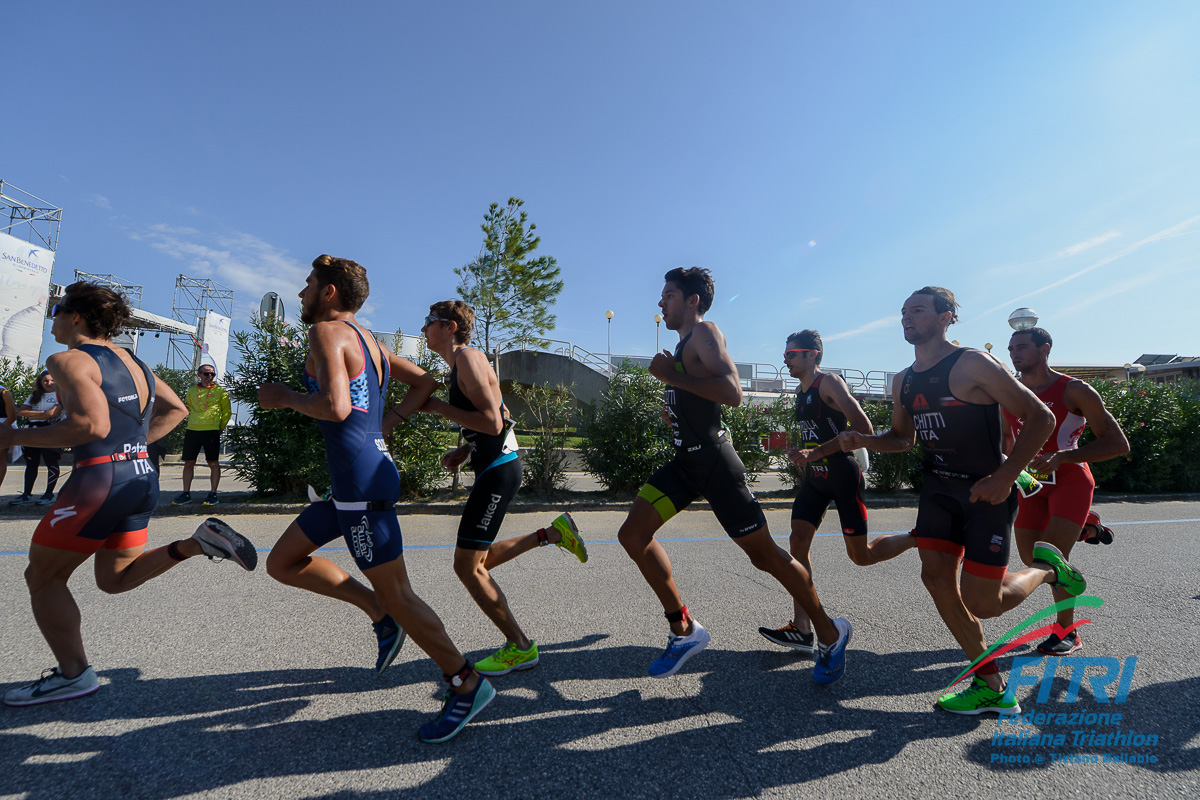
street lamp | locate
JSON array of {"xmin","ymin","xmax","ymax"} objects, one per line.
[
  {"xmin": 654, "ymin": 313, "xmax": 662, "ymax": 351},
  {"xmin": 1008, "ymin": 307, "xmax": 1038, "ymax": 331},
  {"xmin": 606, "ymin": 310, "xmax": 614, "ymax": 375}
]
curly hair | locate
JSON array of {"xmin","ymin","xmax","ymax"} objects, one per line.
[
  {"xmin": 664, "ymin": 266, "xmax": 715, "ymax": 315},
  {"xmin": 311, "ymin": 254, "xmax": 370, "ymax": 312},
  {"xmin": 429, "ymin": 300, "xmax": 475, "ymax": 345},
  {"xmin": 59, "ymin": 281, "xmax": 132, "ymax": 340}
]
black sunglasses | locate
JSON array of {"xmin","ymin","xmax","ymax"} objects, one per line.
[
  {"xmin": 51, "ymin": 301, "xmax": 78, "ymax": 317},
  {"xmin": 423, "ymin": 314, "xmax": 448, "ymax": 327}
]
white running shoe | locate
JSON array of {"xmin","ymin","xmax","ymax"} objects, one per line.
[
  {"xmin": 4, "ymin": 666, "xmax": 100, "ymax": 707},
  {"xmin": 191, "ymin": 517, "xmax": 258, "ymax": 571}
]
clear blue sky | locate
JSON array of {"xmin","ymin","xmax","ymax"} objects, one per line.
[{"xmin": 6, "ymin": 1, "xmax": 1199, "ymax": 377}]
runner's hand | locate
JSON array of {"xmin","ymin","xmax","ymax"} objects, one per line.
[
  {"xmin": 257, "ymin": 382, "xmax": 291, "ymax": 409},
  {"xmin": 441, "ymin": 446, "xmax": 470, "ymax": 471},
  {"xmin": 1029, "ymin": 451, "xmax": 1066, "ymax": 473},
  {"xmin": 789, "ymin": 448, "xmax": 814, "ymax": 467},
  {"xmin": 969, "ymin": 472, "xmax": 1012, "ymax": 505},
  {"xmin": 648, "ymin": 350, "xmax": 676, "ymax": 382},
  {"xmin": 838, "ymin": 430, "xmax": 865, "ymax": 452}
]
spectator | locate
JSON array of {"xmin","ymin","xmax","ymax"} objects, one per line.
[
  {"xmin": 10, "ymin": 371, "xmax": 64, "ymax": 506},
  {"xmin": 172, "ymin": 364, "xmax": 231, "ymax": 506}
]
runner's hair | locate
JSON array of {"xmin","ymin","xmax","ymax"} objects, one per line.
[
  {"xmin": 1013, "ymin": 326, "xmax": 1052, "ymax": 350},
  {"xmin": 311, "ymin": 254, "xmax": 369, "ymax": 312},
  {"xmin": 786, "ymin": 329, "xmax": 823, "ymax": 366},
  {"xmin": 429, "ymin": 300, "xmax": 474, "ymax": 345},
  {"xmin": 664, "ymin": 267, "xmax": 715, "ymax": 315},
  {"xmin": 913, "ymin": 286, "xmax": 959, "ymax": 324},
  {"xmin": 61, "ymin": 281, "xmax": 132, "ymax": 340}
]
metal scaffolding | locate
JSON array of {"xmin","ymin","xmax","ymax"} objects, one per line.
[
  {"xmin": 0, "ymin": 180, "xmax": 62, "ymax": 251},
  {"xmin": 168, "ymin": 275, "xmax": 234, "ymax": 370},
  {"xmin": 73, "ymin": 271, "xmax": 142, "ymax": 352}
]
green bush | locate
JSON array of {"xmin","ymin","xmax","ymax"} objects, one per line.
[
  {"xmin": 0, "ymin": 358, "xmax": 43, "ymax": 416},
  {"xmin": 1085, "ymin": 378, "xmax": 1200, "ymax": 493},
  {"xmin": 721, "ymin": 399, "xmax": 777, "ymax": 484},
  {"xmin": 383, "ymin": 334, "xmax": 450, "ymax": 500},
  {"xmin": 513, "ymin": 381, "xmax": 572, "ymax": 495},
  {"xmin": 578, "ymin": 362, "xmax": 673, "ymax": 493},
  {"xmin": 152, "ymin": 365, "xmax": 194, "ymax": 455},
  {"xmin": 861, "ymin": 401, "xmax": 924, "ymax": 493}
]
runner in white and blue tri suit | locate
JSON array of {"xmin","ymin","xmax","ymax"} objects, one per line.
[{"xmin": 259, "ymin": 255, "xmax": 496, "ymax": 743}]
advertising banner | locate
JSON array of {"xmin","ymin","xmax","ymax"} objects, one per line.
[
  {"xmin": 199, "ymin": 310, "xmax": 232, "ymax": 378},
  {"xmin": 0, "ymin": 231, "xmax": 54, "ymax": 366}
]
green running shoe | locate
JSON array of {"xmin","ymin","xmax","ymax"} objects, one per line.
[
  {"xmin": 937, "ymin": 676, "xmax": 1021, "ymax": 716},
  {"xmin": 551, "ymin": 512, "xmax": 587, "ymax": 563},
  {"xmin": 475, "ymin": 641, "xmax": 539, "ymax": 676},
  {"xmin": 1032, "ymin": 541, "xmax": 1086, "ymax": 596}
]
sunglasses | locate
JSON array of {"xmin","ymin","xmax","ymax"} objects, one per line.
[
  {"xmin": 51, "ymin": 301, "xmax": 77, "ymax": 317},
  {"xmin": 783, "ymin": 348, "xmax": 817, "ymax": 359},
  {"xmin": 198, "ymin": 371, "xmax": 216, "ymax": 376},
  {"xmin": 423, "ymin": 314, "xmax": 448, "ymax": 327}
]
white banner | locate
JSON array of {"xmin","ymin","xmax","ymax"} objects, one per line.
[
  {"xmin": 198, "ymin": 310, "xmax": 232, "ymax": 378},
  {"xmin": 0, "ymin": 231, "xmax": 54, "ymax": 366}
]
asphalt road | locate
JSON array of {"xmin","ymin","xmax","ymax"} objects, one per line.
[{"xmin": 1, "ymin": 501, "xmax": 1197, "ymax": 800}]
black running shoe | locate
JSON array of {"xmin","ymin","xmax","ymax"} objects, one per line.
[
  {"xmin": 758, "ymin": 621, "xmax": 816, "ymax": 653},
  {"xmin": 1037, "ymin": 631, "xmax": 1083, "ymax": 656},
  {"xmin": 374, "ymin": 615, "xmax": 407, "ymax": 673}
]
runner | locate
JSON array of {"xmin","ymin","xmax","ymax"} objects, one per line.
[
  {"xmin": 259, "ymin": 255, "xmax": 494, "ymax": 743},
  {"xmin": 839, "ymin": 287, "xmax": 1085, "ymax": 716},
  {"xmin": 1004, "ymin": 326, "xmax": 1129, "ymax": 655},
  {"xmin": 759, "ymin": 329, "xmax": 917, "ymax": 653},
  {"xmin": 618, "ymin": 267, "xmax": 852, "ymax": 683},
  {"xmin": 411, "ymin": 300, "xmax": 587, "ymax": 677},
  {"xmin": 2, "ymin": 282, "xmax": 257, "ymax": 707}
]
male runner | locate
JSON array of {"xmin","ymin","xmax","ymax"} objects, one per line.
[
  {"xmin": 1004, "ymin": 326, "xmax": 1129, "ymax": 655},
  {"xmin": 618, "ymin": 267, "xmax": 852, "ymax": 683},
  {"xmin": 3, "ymin": 282, "xmax": 256, "ymax": 707},
  {"xmin": 259, "ymin": 255, "xmax": 494, "ymax": 743},
  {"xmin": 840, "ymin": 287, "xmax": 1085, "ymax": 715},
  {"xmin": 759, "ymin": 329, "xmax": 916, "ymax": 652},
  {"xmin": 411, "ymin": 300, "xmax": 587, "ymax": 676}
]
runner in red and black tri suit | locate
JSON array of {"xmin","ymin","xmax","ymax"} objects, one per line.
[
  {"xmin": 1004, "ymin": 326, "xmax": 1129, "ymax": 655},
  {"xmin": 3, "ymin": 282, "xmax": 256, "ymax": 708}
]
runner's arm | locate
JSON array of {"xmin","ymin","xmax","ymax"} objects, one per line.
[
  {"xmin": 1, "ymin": 390, "xmax": 14, "ymax": 427},
  {"xmin": 1031, "ymin": 381, "xmax": 1129, "ymax": 472},
  {"xmin": 381, "ymin": 343, "xmax": 439, "ymax": 427},
  {"xmin": 3, "ymin": 352, "xmax": 110, "ymax": 448},
  {"xmin": 966, "ymin": 352, "xmax": 1053, "ymax": 503},
  {"xmin": 798, "ymin": 375, "xmax": 873, "ymax": 461},
  {"xmin": 147, "ymin": 374, "xmax": 189, "ymax": 444},
  {"xmin": 416, "ymin": 349, "xmax": 505, "ymax": 435},
  {"xmin": 649, "ymin": 321, "xmax": 743, "ymax": 407},
  {"xmin": 258, "ymin": 322, "xmax": 353, "ymax": 421},
  {"xmin": 838, "ymin": 372, "xmax": 915, "ymax": 453}
]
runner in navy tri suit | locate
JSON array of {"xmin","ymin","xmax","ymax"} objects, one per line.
[
  {"xmin": 839, "ymin": 287, "xmax": 1085, "ymax": 716},
  {"xmin": 758, "ymin": 330, "xmax": 917, "ymax": 653},
  {"xmin": 3, "ymin": 282, "xmax": 257, "ymax": 708},
  {"xmin": 259, "ymin": 255, "xmax": 496, "ymax": 743}
]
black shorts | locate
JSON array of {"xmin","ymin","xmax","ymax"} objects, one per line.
[
  {"xmin": 457, "ymin": 456, "xmax": 522, "ymax": 550},
  {"xmin": 182, "ymin": 429, "xmax": 221, "ymax": 462},
  {"xmin": 791, "ymin": 454, "xmax": 868, "ymax": 536},
  {"xmin": 638, "ymin": 439, "xmax": 766, "ymax": 538},
  {"xmin": 913, "ymin": 473, "xmax": 1017, "ymax": 579}
]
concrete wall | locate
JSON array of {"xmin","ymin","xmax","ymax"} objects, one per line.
[{"xmin": 496, "ymin": 349, "xmax": 610, "ymax": 426}]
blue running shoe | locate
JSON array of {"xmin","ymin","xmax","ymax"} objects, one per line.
[
  {"xmin": 648, "ymin": 619, "xmax": 710, "ymax": 678},
  {"xmin": 374, "ymin": 616, "xmax": 407, "ymax": 674},
  {"xmin": 813, "ymin": 617, "xmax": 852, "ymax": 685},
  {"xmin": 418, "ymin": 677, "xmax": 496, "ymax": 743}
]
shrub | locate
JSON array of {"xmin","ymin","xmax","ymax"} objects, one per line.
[
  {"xmin": 152, "ymin": 365, "xmax": 194, "ymax": 455},
  {"xmin": 383, "ymin": 333, "xmax": 450, "ymax": 500},
  {"xmin": 721, "ymin": 399, "xmax": 777, "ymax": 484},
  {"xmin": 513, "ymin": 382, "xmax": 572, "ymax": 495},
  {"xmin": 1085, "ymin": 378, "xmax": 1200, "ymax": 493},
  {"xmin": 861, "ymin": 401, "xmax": 924, "ymax": 493},
  {"xmin": 578, "ymin": 362, "xmax": 673, "ymax": 493},
  {"xmin": 0, "ymin": 358, "xmax": 43, "ymax": 412}
]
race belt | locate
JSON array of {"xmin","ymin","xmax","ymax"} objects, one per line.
[{"xmin": 75, "ymin": 451, "xmax": 151, "ymax": 469}]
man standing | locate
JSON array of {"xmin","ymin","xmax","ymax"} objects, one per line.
[
  {"xmin": 172, "ymin": 364, "xmax": 231, "ymax": 506},
  {"xmin": 618, "ymin": 267, "xmax": 852, "ymax": 683},
  {"xmin": 260, "ymin": 255, "xmax": 496, "ymax": 743},
  {"xmin": 840, "ymin": 287, "xmax": 1087, "ymax": 716},
  {"xmin": 1005, "ymin": 327, "xmax": 1128, "ymax": 655},
  {"xmin": 2, "ymin": 282, "xmax": 256, "ymax": 707}
]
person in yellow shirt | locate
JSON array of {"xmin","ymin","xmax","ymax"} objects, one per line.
[{"xmin": 172, "ymin": 365, "xmax": 231, "ymax": 506}]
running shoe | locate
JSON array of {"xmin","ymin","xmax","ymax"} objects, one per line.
[
  {"xmin": 551, "ymin": 512, "xmax": 587, "ymax": 563},
  {"xmin": 937, "ymin": 676, "xmax": 1021, "ymax": 716},
  {"xmin": 172, "ymin": 492, "xmax": 193, "ymax": 506},
  {"xmin": 3, "ymin": 666, "xmax": 100, "ymax": 707},
  {"xmin": 1037, "ymin": 630, "xmax": 1083, "ymax": 656},
  {"xmin": 8, "ymin": 494, "xmax": 31, "ymax": 506},
  {"xmin": 191, "ymin": 517, "xmax": 258, "ymax": 571},
  {"xmin": 758, "ymin": 621, "xmax": 816, "ymax": 654},
  {"xmin": 648, "ymin": 620, "xmax": 710, "ymax": 678},
  {"xmin": 203, "ymin": 491, "xmax": 219, "ymax": 506},
  {"xmin": 417, "ymin": 677, "xmax": 496, "ymax": 743},
  {"xmin": 813, "ymin": 617, "xmax": 852, "ymax": 685},
  {"xmin": 374, "ymin": 615, "xmax": 407, "ymax": 673},
  {"xmin": 475, "ymin": 641, "xmax": 540, "ymax": 676},
  {"xmin": 1080, "ymin": 510, "xmax": 1114, "ymax": 545},
  {"xmin": 1032, "ymin": 541, "xmax": 1085, "ymax": 596},
  {"xmin": 34, "ymin": 494, "xmax": 55, "ymax": 506}
]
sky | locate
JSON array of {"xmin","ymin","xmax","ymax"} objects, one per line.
[{"xmin": 5, "ymin": 1, "xmax": 1199, "ymax": 382}]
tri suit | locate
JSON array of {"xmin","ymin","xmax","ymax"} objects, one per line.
[
  {"xmin": 32, "ymin": 345, "xmax": 158, "ymax": 554},
  {"xmin": 1002, "ymin": 374, "xmax": 1094, "ymax": 530},
  {"xmin": 447, "ymin": 354, "xmax": 521, "ymax": 551},
  {"xmin": 791, "ymin": 373, "xmax": 868, "ymax": 536},
  {"xmin": 899, "ymin": 348, "xmax": 1015, "ymax": 579},
  {"xmin": 637, "ymin": 332, "xmax": 766, "ymax": 538},
  {"xmin": 296, "ymin": 322, "xmax": 404, "ymax": 571}
]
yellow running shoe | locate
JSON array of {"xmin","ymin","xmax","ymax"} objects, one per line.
[
  {"xmin": 551, "ymin": 512, "xmax": 587, "ymax": 563},
  {"xmin": 475, "ymin": 641, "xmax": 539, "ymax": 676}
]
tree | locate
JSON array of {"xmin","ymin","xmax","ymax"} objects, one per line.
[{"xmin": 455, "ymin": 197, "xmax": 563, "ymax": 353}]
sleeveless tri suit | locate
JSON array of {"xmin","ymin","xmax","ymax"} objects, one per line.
[
  {"xmin": 637, "ymin": 332, "xmax": 766, "ymax": 537},
  {"xmin": 33, "ymin": 345, "xmax": 159, "ymax": 554},
  {"xmin": 791, "ymin": 373, "xmax": 869, "ymax": 536},
  {"xmin": 296, "ymin": 322, "xmax": 404, "ymax": 570},
  {"xmin": 1002, "ymin": 373, "xmax": 1095, "ymax": 530},
  {"xmin": 447, "ymin": 353, "xmax": 521, "ymax": 550},
  {"xmin": 899, "ymin": 348, "xmax": 1016, "ymax": 579}
]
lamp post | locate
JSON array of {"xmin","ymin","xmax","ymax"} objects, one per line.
[
  {"xmin": 1008, "ymin": 307, "xmax": 1038, "ymax": 331},
  {"xmin": 605, "ymin": 310, "xmax": 614, "ymax": 376},
  {"xmin": 654, "ymin": 313, "xmax": 662, "ymax": 352}
]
